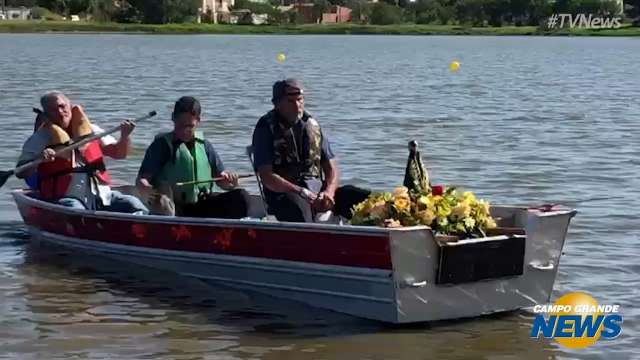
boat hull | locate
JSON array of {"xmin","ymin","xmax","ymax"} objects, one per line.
[{"xmin": 13, "ymin": 190, "xmax": 576, "ymax": 324}]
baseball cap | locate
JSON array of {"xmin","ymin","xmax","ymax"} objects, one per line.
[{"xmin": 272, "ymin": 78, "xmax": 304, "ymax": 103}]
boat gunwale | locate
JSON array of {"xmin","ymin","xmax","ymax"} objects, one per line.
[
  {"xmin": 12, "ymin": 189, "xmax": 577, "ymax": 234},
  {"xmin": 12, "ymin": 189, "xmax": 398, "ymax": 236}
]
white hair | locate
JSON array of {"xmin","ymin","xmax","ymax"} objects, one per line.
[{"xmin": 40, "ymin": 91, "xmax": 69, "ymax": 114}]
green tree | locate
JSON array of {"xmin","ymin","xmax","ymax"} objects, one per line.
[
  {"xmin": 88, "ymin": 0, "xmax": 116, "ymax": 21},
  {"xmin": 313, "ymin": 0, "xmax": 329, "ymax": 22},
  {"xmin": 369, "ymin": 1, "xmax": 402, "ymax": 24},
  {"xmin": 345, "ymin": 0, "xmax": 371, "ymax": 23},
  {"xmin": 66, "ymin": 0, "xmax": 90, "ymax": 14},
  {"xmin": 37, "ymin": 0, "xmax": 69, "ymax": 14},
  {"xmin": 528, "ymin": 0, "xmax": 553, "ymax": 25},
  {"xmin": 7, "ymin": 0, "xmax": 38, "ymax": 6},
  {"xmin": 166, "ymin": 0, "xmax": 199, "ymax": 22},
  {"xmin": 267, "ymin": 7, "xmax": 288, "ymax": 24},
  {"xmin": 599, "ymin": 0, "xmax": 621, "ymax": 15},
  {"xmin": 553, "ymin": 0, "xmax": 570, "ymax": 13},
  {"xmin": 127, "ymin": 0, "xmax": 199, "ymax": 23},
  {"xmin": 481, "ymin": 0, "xmax": 507, "ymax": 26},
  {"xmin": 436, "ymin": 3, "xmax": 455, "ymax": 23},
  {"xmin": 237, "ymin": 10, "xmax": 254, "ymax": 24},
  {"xmin": 508, "ymin": 0, "xmax": 528, "ymax": 25},
  {"xmin": 455, "ymin": 0, "xmax": 486, "ymax": 25},
  {"xmin": 127, "ymin": 0, "xmax": 161, "ymax": 23},
  {"xmin": 286, "ymin": 8, "xmax": 304, "ymax": 23},
  {"xmin": 112, "ymin": 1, "xmax": 142, "ymax": 23},
  {"xmin": 587, "ymin": 0, "xmax": 606, "ymax": 14},
  {"xmin": 627, "ymin": 0, "xmax": 640, "ymax": 21},
  {"xmin": 414, "ymin": 0, "xmax": 442, "ymax": 24},
  {"xmin": 30, "ymin": 5, "xmax": 64, "ymax": 19}
]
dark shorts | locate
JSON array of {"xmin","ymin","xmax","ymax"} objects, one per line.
[
  {"xmin": 266, "ymin": 184, "xmax": 371, "ymax": 223},
  {"xmin": 181, "ymin": 189, "xmax": 250, "ymax": 219}
]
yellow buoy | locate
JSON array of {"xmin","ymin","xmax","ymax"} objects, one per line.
[
  {"xmin": 277, "ymin": 53, "xmax": 286, "ymax": 63},
  {"xmin": 450, "ymin": 60, "xmax": 460, "ymax": 72}
]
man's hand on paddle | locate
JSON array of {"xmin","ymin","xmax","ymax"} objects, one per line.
[
  {"xmin": 299, "ymin": 187, "xmax": 334, "ymax": 212},
  {"xmin": 137, "ymin": 177, "xmax": 153, "ymax": 189},
  {"xmin": 313, "ymin": 192, "xmax": 335, "ymax": 212},
  {"xmin": 41, "ymin": 148, "xmax": 56, "ymax": 162},
  {"xmin": 120, "ymin": 120, "xmax": 136, "ymax": 138},
  {"xmin": 298, "ymin": 187, "xmax": 317, "ymax": 203},
  {"xmin": 217, "ymin": 171, "xmax": 239, "ymax": 189}
]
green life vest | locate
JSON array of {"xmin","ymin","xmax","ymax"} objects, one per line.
[{"xmin": 154, "ymin": 131, "xmax": 213, "ymax": 205}]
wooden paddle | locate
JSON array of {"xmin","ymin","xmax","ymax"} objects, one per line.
[
  {"xmin": 0, "ymin": 110, "xmax": 157, "ymax": 189},
  {"xmin": 175, "ymin": 173, "xmax": 254, "ymax": 186}
]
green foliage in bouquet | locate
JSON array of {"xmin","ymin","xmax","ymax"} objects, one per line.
[{"xmin": 351, "ymin": 186, "xmax": 497, "ymax": 238}]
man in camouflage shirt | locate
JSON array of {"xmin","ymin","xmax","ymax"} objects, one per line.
[{"xmin": 251, "ymin": 79, "xmax": 370, "ymax": 222}]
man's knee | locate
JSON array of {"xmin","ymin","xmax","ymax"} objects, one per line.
[
  {"xmin": 184, "ymin": 189, "xmax": 250, "ymax": 219},
  {"xmin": 268, "ymin": 193, "xmax": 312, "ymax": 222},
  {"xmin": 272, "ymin": 205, "xmax": 306, "ymax": 222},
  {"xmin": 229, "ymin": 188, "xmax": 250, "ymax": 202},
  {"xmin": 224, "ymin": 188, "xmax": 250, "ymax": 218},
  {"xmin": 109, "ymin": 191, "xmax": 149, "ymax": 215},
  {"xmin": 57, "ymin": 198, "xmax": 87, "ymax": 210}
]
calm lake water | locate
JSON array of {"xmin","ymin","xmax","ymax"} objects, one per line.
[{"xmin": 0, "ymin": 34, "xmax": 638, "ymax": 359}]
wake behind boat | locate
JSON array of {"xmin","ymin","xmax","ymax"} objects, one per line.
[{"xmin": 13, "ymin": 189, "xmax": 576, "ymax": 324}]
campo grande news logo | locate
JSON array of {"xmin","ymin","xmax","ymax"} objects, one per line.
[{"xmin": 531, "ymin": 292, "xmax": 623, "ymax": 349}]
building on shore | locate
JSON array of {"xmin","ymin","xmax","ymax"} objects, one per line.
[
  {"xmin": 321, "ymin": 5, "xmax": 352, "ymax": 23},
  {"xmin": 0, "ymin": 6, "xmax": 31, "ymax": 20},
  {"xmin": 229, "ymin": 9, "xmax": 269, "ymax": 24},
  {"xmin": 200, "ymin": 0, "xmax": 235, "ymax": 24},
  {"xmin": 293, "ymin": 3, "xmax": 314, "ymax": 23}
]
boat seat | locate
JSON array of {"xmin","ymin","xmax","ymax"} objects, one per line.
[{"xmin": 246, "ymin": 145, "xmax": 271, "ymax": 217}]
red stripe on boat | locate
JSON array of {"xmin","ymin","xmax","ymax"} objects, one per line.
[{"xmin": 24, "ymin": 205, "xmax": 392, "ymax": 269}]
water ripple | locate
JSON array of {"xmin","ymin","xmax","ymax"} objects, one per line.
[{"xmin": 0, "ymin": 34, "xmax": 638, "ymax": 359}]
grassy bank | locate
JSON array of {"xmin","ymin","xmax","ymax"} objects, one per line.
[{"xmin": 0, "ymin": 20, "xmax": 638, "ymax": 36}]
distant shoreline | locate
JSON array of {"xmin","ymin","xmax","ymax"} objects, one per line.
[{"xmin": 1, "ymin": 21, "xmax": 639, "ymax": 36}]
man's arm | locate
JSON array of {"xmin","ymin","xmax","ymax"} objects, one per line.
[
  {"xmin": 321, "ymin": 159, "xmax": 339, "ymax": 198},
  {"xmin": 15, "ymin": 133, "xmax": 48, "ymax": 179},
  {"xmin": 203, "ymin": 141, "xmax": 236, "ymax": 191},
  {"xmin": 257, "ymin": 164, "xmax": 304, "ymax": 194},
  {"xmin": 136, "ymin": 138, "xmax": 168, "ymax": 188},
  {"xmin": 102, "ymin": 138, "xmax": 129, "ymax": 159},
  {"xmin": 311, "ymin": 131, "xmax": 339, "ymax": 211},
  {"xmin": 319, "ymin": 131, "xmax": 338, "ymax": 197},
  {"xmin": 102, "ymin": 121, "xmax": 135, "ymax": 159}
]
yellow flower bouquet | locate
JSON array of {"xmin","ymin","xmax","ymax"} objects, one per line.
[{"xmin": 351, "ymin": 185, "xmax": 497, "ymax": 238}]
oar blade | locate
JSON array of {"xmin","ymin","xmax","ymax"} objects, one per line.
[{"xmin": 0, "ymin": 170, "xmax": 15, "ymax": 189}]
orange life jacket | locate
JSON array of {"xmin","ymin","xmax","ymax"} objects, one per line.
[{"xmin": 37, "ymin": 106, "xmax": 112, "ymax": 201}]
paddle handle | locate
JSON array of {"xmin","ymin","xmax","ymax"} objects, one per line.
[
  {"xmin": 175, "ymin": 173, "xmax": 254, "ymax": 187},
  {"xmin": 14, "ymin": 111, "xmax": 157, "ymax": 176}
]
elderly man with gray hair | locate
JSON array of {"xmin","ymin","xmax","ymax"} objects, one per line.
[{"xmin": 16, "ymin": 91, "xmax": 148, "ymax": 214}]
